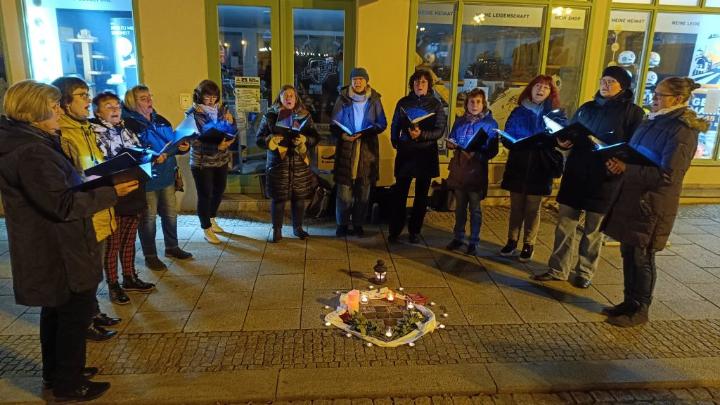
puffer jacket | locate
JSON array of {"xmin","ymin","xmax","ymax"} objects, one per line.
[
  {"xmin": 501, "ymin": 102, "xmax": 566, "ymax": 196},
  {"xmin": 603, "ymin": 107, "xmax": 707, "ymax": 250},
  {"xmin": 0, "ymin": 117, "xmax": 117, "ymax": 307},
  {"xmin": 188, "ymin": 104, "xmax": 236, "ymax": 169},
  {"xmin": 58, "ymin": 114, "xmax": 116, "ymax": 241},
  {"xmin": 446, "ymin": 110, "xmax": 499, "ymax": 196},
  {"xmin": 330, "ymin": 85, "xmax": 388, "ymax": 186},
  {"xmin": 123, "ymin": 108, "xmax": 186, "ymax": 192},
  {"xmin": 89, "ymin": 117, "xmax": 147, "ymax": 216},
  {"xmin": 556, "ymin": 89, "xmax": 645, "ymax": 213},
  {"xmin": 390, "ymin": 90, "xmax": 447, "ymax": 179},
  {"xmin": 256, "ymin": 105, "xmax": 319, "ymax": 201}
]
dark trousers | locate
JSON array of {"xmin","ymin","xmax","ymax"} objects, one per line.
[
  {"xmin": 271, "ymin": 199, "xmax": 306, "ymax": 230},
  {"xmin": 191, "ymin": 166, "xmax": 228, "ymax": 229},
  {"xmin": 40, "ymin": 289, "xmax": 97, "ymax": 388},
  {"xmin": 389, "ymin": 176, "xmax": 431, "ymax": 236},
  {"xmin": 620, "ymin": 243, "xmax": 657, "ymax": 306}
]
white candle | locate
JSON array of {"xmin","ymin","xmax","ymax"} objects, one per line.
[
  {"xmin": 368, "ymin": 285, "xmax": 375, "ymax": 289},
  {"xmin": 385, "ymin": 327, "xmax": 393, "ymax": 338},
  {"xmin": 408, "ymin": 342, "xmax": 415, "ymax": 347},
  {"xmin": 366, "ymin": 342, "xmax": 373, "ymax": 347},
  {"xmin": 429, "ymin": 301, "xmax": 436, "ymax": 306},
  {"xmin": 398, "ymin": 287, "xmax": 404, "ymax": 291},
  {"xmin": 324, "ymin": 322, "xmax": 331, "ymax": 326},
  {"xmin": 387, "ymin": 291, "xmax": 394, "ymax": 302},
  {"xmin": 360, "ymin": 294, "xmax": 369, "ymax": 304},
  {"xmin": 407, "ymin": 302, "xmax": 415, "ymax": 310},
  {"xmin": 345, "ymin": 332, "xmax": 352, "ymax": 338},
  {"xmin": 442, "ymin": 313, "xmax": 449, "ymax": 318},
  {"xmin": 439, "ymin": 324, "xmax": 446, "ymax": 329}
]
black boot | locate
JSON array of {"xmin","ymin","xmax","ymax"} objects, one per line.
[
  {"xmin": 43, "ymin": 367, "xmax": 99, "ymax": 389},
  {"xmin": 270, "ymin": 227, "xmax": 282, "ymax": 243},
  {"xmin": 122, "ymin": 274, "xmax": 156, "ymax": 293},
  {"xmin": 94, "ymin": 313, "xmax": 121, "ymax": 327},
  {"xmin": 108, "ymin": 283, "xmax": 130, "ymax": 305},
  {"xmin": 86, "ymin": 323, "xmax": 117, "ymax": 341},
  {"xmin": 601, "ymin": 301, "xmax": 635, "ymax": 317},
  {"xmin": 293, "ymin": 227, "xmax": 310, "ymax": 240},
  {"xmin": 607, "ymin": 303, "xmax": 649, "ymax": 327}
]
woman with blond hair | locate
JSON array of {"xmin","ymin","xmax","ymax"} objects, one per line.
[{"xmin": 0, "ymin": 80, "xmax": 137, "ymax": 400}]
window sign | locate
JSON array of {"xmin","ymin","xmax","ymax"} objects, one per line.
[
  {"xmin": 462, "ymin": 5, "xmax": 544, "ymax": 28},
  {"xmin": 649, "ymin": 13, "xmax": 720, "ymax": 159},
  {"xmin": 548, "ymin": 7, "xmax": 589, "ymax": 115},
  {"xmin": 604, "ymin": 10, "xmax": 651, "ymax": 100},
  {"xmin": 23, "ymin": 0, "xmax": 139, "ymax": 97}
]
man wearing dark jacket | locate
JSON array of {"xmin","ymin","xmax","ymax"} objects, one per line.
[
  {"xmin": 534, "ymin": 66, "xmax": 645, "ymax": 288},
  {"xmin": 330, "ymin": 67, "xmax": 387, "ymax": 237}
]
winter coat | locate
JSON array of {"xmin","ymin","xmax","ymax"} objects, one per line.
[
  {"xmin": 123, "ymin": 108, "xmax": 185, "ymax": 192},
  {"xmin": 390, "ymin": 91, "xmax": 447, "ymax": 179},
  {"xmin": 0, "ymin": 117, "xmax": 117, "ymax": 307},
  {"xmin": 89, "ymin": 117, "xmax": 147, "ymax": 216},
  {"xmin": 256, "ymin": 105, "xmax": 319, "ymax": 201},
  {"xmin": 446, "ymin": 111, "xmax": 499, "ymax": 196},
  {"xmin": 189, "ymin": 104, "xmax": 236, "ymax": 169},
  {"xmin": 58, "ymin": 114, "xmax": 116, "ymax": 241},
  {"xmin": 330, "ymin": 86, "xmax": 388, "ymax": 186},
  {"xmin": 603, "ymin": 107, "xmax": 705, "ymax": 250},
  {"xmin": 501, "ymin": 103, "xmax": 566, "ymax": 196},
  {"xmin": 556, "ymin": 90, "xmax": 645, "ymax": 213}
]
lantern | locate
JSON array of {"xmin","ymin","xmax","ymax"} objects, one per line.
[{"xmin": 373, "ymin": 259, "xmax": 388, "ymax": 284}]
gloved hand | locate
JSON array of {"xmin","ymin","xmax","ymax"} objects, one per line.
[
  {"xmin": 292, "ymin": 134, "xmax": 307, "ymax": 146},
  {"xmin": 267, "ymin": 135, "xmax": 284, "ymax": 150}
]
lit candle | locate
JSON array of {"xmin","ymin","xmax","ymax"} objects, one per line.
[
  {"xmin": 324, "ymin": 321, "xmax": 331, "ymax": 327},
  {"xmin": 385, "ymin": 327, "xmax": 393, "ymax": 338},
  {"xmin": 346, "ymin": 290, "xmax": 360, "ymax": 313},
  {"xmin": 345, "ymin": 332, "xmax": 352, "ymax": 338},
  {"xmin": 429, "ymin": 301, "xmax": 436, "ymax": 306},
  {"xmin": 407, "ymin": 302, "xmax": 415, "ymax": 310},
  {"xmin": 366, "ymin": 342, "xmax": 373, "ymax": 347},
  {"xmin": 398, "ymin": 287, "xmax": 405, "ymax": 292},
  {"xmin": 439, "ymin": 324, "xmax": 446, "ymax": 329},
  {"xmin": 368, "ymin": 285, "xmax": 375, "ymax": 289},
  {"xmin": 442, "ymin": 313, "xmax": 449, "ymax": 318},
  {"xmin": 408, "ymin": 342, "xmax": 415, "ymax": 347},
  {"xmin": 387, "ymin": 291, "xmax": 395, "ymax": 302},
  {"xmin": 360, "ymin": 294, "xmax": 369, "ymax": 304},
  {"xmin": 324, "ymin": 305, "xmax": 330, "ymax": 309}
]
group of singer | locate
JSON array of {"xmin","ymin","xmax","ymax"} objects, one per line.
[{"xmin": 0, "ymin": 63, "xmax": 707, "ymax": 400}]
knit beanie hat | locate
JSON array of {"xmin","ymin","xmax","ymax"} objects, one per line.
[
  {"xmin": 350, "ymin": 67, "xmax": 369, "ymax": 82},
  {"xmin": 601, "ymin": 66, "xmax": 631, "ymax": 90}
]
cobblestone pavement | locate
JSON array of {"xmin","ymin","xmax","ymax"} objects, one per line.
[{"xmin": 1, "ymin": 205, "xmax": 720, "ymax": 401}]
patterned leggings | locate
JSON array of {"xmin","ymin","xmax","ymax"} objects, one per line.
[{"xmin": 104, "ymin": 215, "xmax": 140, "ymax": 284}]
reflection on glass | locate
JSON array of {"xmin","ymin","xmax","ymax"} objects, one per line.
[
  {"xmin": 708, "ymin": 0, "xmax": 720, "ymax": 7},
  {"xmin": 604, "ymin": 10, "xmax": 650, "ymax": 102},
  {"xmin": 217, "ymin": 5, "xmax": 272, "ymax": 175},
  {"xmin": 293, "ymin": 8, "xmax": 344, "ymax": 131},
  {"xmin": 649, "ymin": 13, "xmax": 720, "ymax": 160},
  {"xmin": 547, "ymin": 7, "xmax": 588, "ymax": 116},
  {"xmin": 0, "ymin": 32, "xmax": 7, "ymax": 114},
  {"xmin": 23, "ymin": 0, "xmax": 139, "ymax": 97},
  {"xmin": 458, "ymin": 4, "xmax": 544, "ymax": 132},
  {"xmin": 415, "ymin": 3, "xmax": 454, "ymax": 109}
]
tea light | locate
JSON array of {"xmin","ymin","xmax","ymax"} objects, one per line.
[
  {"xmin": 366, "ymin": 342, "xmax": 373, "ymax": 347},
  {"xmin": 408, "ymin": 342, "xmax": 415, "ymax": 347},
  {"xmin": 368, "ymin": 285, "xmax": 375, "ymax": 289},
  {"xmin": 387, "ymin": 291, "xmax": 395, "ymax": 302},
  {"xmin": 407, "ymin": 302, "xmax": 415, "ymax": 310},
  {"xmin": 335, "ymin": 290, "xmax": 341, "ymax": 294},
  {"xmin": 324, "ymin": 305, "xmax": 330, "ymax": 309},
  {"xmin": 429, "ymin": 301, "xmax": 436, "ymax": 306},
  {"xmin": 385, "ymin": 327, "xmax": 393, "ymax": 338},
  {"xmin": 345, "ymin": 332, "xmax": 352, "ymax": 338},
  {"xmin": 360, "ymin": 294, "xmax": 369, "ymax": 304},
  {"xmin": 442, "ymin": 313, "xmax": 449, "ymax": 318},
  {"xmin": 324, "ymin": 321, "xmax": 331, "ymax": 327},
  {"xmin": 398, "ymin": 287, "xmax": 404, "ymax": 292},
  {"xmin": 439, "ymin": 324, "xmax": 446, "ymax": 329}
]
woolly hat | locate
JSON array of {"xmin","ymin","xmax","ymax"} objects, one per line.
[
  {"xmin": 350, "ymin": 67, "xmax": 369, "ymax": 82},
  {"xmin": 601, "ymin": 66, "xmax": 631, "ymax": 90}
]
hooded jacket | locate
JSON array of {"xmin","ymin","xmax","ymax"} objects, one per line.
[
  {"xmin": 330, "ymin": 85, "xmax": 388, "ymax": 186},
  {"xmin": 556, "ymin": 89, "xmax": 645, "ymax": 214},
  {"xmin": 58, "ymin": 114, "xmax": 116, "ymax": 241},
  {"xmin": 256, "ymin": 105, "xmax": 320, "ymax": 201},
  {"xmin": 0, "ymin": 117, "xmax": 117, "ymax": 306},
  {"xmin": 603, "ymin": 107, "xmax": 707, "ymax": 250},
  {"xmin": 390, "ymin": 90, "xmax": 447, "ymax": 179},
  {"xmin": 188, "ymin": 104, "xmax": 236, "ymax": 169}
]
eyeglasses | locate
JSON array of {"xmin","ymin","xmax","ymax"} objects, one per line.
[
  {"xmin": 103, "ymin": 104, "xmax": 122, "ymax": 110},
  {"xmin": 652, "ymin": 92, "xmax": 675, "ymax": 99},
  {"xmin": 72, "ymin": 92, "xmax": 91, "ymax": 100},
  {"xmin": 202, "ymin": 95, "xmax": 218, "ymax": 100},
  {"xmin": 600, "ymin": 78, "xmax": 619, "ymax": 87}
]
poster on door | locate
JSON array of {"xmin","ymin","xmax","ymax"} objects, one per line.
[{"xmin": 233, "ymin": 76, "xmax": 261, "ymax": 113}]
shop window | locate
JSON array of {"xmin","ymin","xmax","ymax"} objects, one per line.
[
  {"xmin": 217, "ymin": 5, "xmax": 272, "ymax": 174},
  {"xmin": 612, "ymin": 0, "xmax": 652, "ymax": 3},
  {"xmin": 293, "ymin": 8, "xmax": 344, "ymax": 128},
  {"xmin": 604, "ymin": 10, "xmax": 651, "ymax": 101},
  {"xmin": 707, "ymin": 0, "xmax": 720, "ymax": 6},
  {"xmin": 547, "ymin": 7, "xmax": 589, "ymax": 115},
  {"xmin": 457, "ymin": 4, "xmax": 544, "ymax": 129},
  {"xmin": 648, "ymin": 13, "xmax": 720, "ymax": 160},
  {"xmin": 22, "ymin": 0, "xmax": 139, "ymax": 97},
  {"xmin": 415, "ymin": 2, "xmax": 455, "ymax": 115},
  {"xmin": 659, "ymin": 0, "xmax": 698, "ymax": 5}
]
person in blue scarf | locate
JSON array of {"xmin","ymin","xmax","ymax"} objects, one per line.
[{"xmin": 445, "ymin": 88, "xmax": 499, "ymax": 255}]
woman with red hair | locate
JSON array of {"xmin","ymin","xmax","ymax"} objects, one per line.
[{"xmin": 499, "ymin": 75, "xmax": 566, "ymax": 262}]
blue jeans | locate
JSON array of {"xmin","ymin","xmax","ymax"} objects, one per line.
[
  {"xmin": 547, "ymin": 204, "xmax": 604, "ymax": 280},
  {"xmin": 336, "ymin": 182, "xmax": 372, "ymax": 227},
  {"xmin": 453, "ymin": 189, "xmax": 483, "ymax": 244},
  {"xmin": 139, "ymin": 184, "xmax": 178, "ymax": 256}
]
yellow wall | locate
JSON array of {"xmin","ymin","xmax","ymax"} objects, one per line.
[
  {"xmin": 356, "ymin": 0, "xmax": 410, "ymax": 187},
  {"xmin": 1, "ymin": 0, "xmax": 29, "ymax": 82}
]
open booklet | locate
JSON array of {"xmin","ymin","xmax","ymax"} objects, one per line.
[
  {"xmin": 543, "ymin": 116, "xmax": 594, "ymax": 143},
  {"xmin": 332, "ymin": 119, "xmax": 374, "ymax": 136},
  {"xmin": 494, "ymin": 128, "xmax": 555, "ymax": 150},
  {"xmin": 73, "ymin": 152, "xmax": 153, "ymax": 191},
  {"xmin": 447, "ymin": 122, "xmax": 489, "ymax": 151},
  {"xmin": 592, "ymin": 142, "xmax": 661, "ymax": 167},
  {"xmin": 196, "ymin": 120, "xmax": 237, "ymax": 144},
  {"xmin": 400, "ymin": 107, "xmax": 435, "ymax": 127}
]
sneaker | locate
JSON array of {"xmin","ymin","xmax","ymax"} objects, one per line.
[
  {"xmin": 518, "ymin": 244, "xmax": 534, "ymax": 263},
  {"xmin": 408, "ymin": 233, "xmax": 420, "ymax": 244},
  {"xmin": 122, "ymin": 275, "xmax": 156, "ymax": 293},
  {"xmin": 499, "ymin": 240, "xmax": 518, "ymax": 257},
  {"xmin": 210, "ymin": 218, "xmax": 225, "ymax": 233},
  {"xmin": 165, "ymin": 247, "xmax": 193, "ymax": 260},
  {"xmin": 144, "ymin": 256, "xmax": 167, "ymax": 271},
  {"xmin": 466, "ymin": 243, "xmax": 477, "ymax": 255},
  {"xmin": 352, "ymin": 226, "xmax": 365, "ymax": 237},
  {"xmin": 446, "ymin": 239, "xmax": 463, "ymax": 251},
  {"xmin": 93, "ymin": 313, "xmax": 121, "ymax": 327},
  {"xmin": 270, "ymin": 227, "xmax": 282, "ymax": 243},
  {"xmin": 336, "ymin": 225, "xmax": 349, "ymax": 237},
  {"xmin": 293, "ymin": 228, "xmax": 310, "ymax": 240},
  {"xmin": 53, "ymin": 381, "xmax": 111, "ymax": 402},
  {"xmin": 108, "ymin": 283, "xmax": 130, "ymax": 305},
  {"xmin": 203, "ymin": 228, "xmax": 221, "ymax": 244},
  {"xmin": 85, "ymin": 324, "xmax": 117, "ymax": 341}
]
